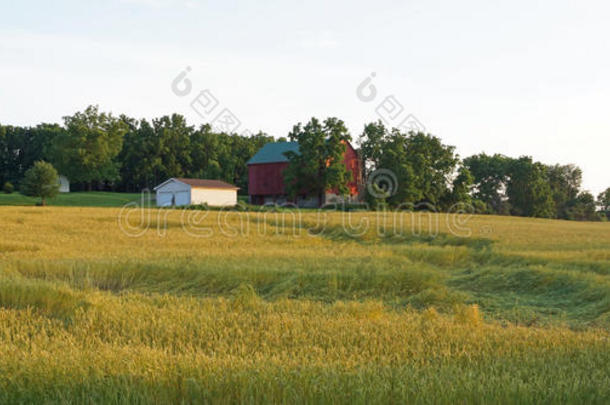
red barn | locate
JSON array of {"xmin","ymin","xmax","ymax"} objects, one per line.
[{"xmin": 247, "ymin": 141, "xmax": 361, "ymax": 207}]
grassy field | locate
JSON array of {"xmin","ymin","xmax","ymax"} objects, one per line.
[
  {"xmin": 0, "ymin": 191, "xmax": 143, "ymax": 207},
  {"xmin": 0, "ymin": 206, "xmax": 609, "ymax": 403},
  {"xmin": 0, "ymin": 192, "xmax": 250, "ymax": 208}
]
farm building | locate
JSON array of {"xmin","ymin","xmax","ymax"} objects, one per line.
[
  {"xmin": 247, "ymin": 141, "xmax": 361, "ymax": 207},
  {"xmin": 58, "ymin": 175, "xmax": 70, "ymax": 193},
  {"xmin": 154, "ymin": 178, "xmax": 239, "ymax": 207}
]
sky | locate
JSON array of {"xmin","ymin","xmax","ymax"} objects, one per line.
[{"xmin": 1, "ymin": 0, "xmax": 608, "ymax": 195}]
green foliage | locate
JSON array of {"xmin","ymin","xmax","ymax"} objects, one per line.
[
  {"xmin": 404, "ymin": 132, "xmax": 460, "ymax": 207},
  {"xmin": 447, "ymin": 166, "xmax": 474, "ymax": 206},
  {"xmin": 2, "ymin": 182, "xmax": 14, "ymax": 194},
  {"xmin": 547, "ymin": 164, "xmax": 582, "ymax": 219},
  {"xmin": 50, "ymin": 105, "xmax": 127, "ymax": 187},
  {"xmin": 118, "ymin": 119, "xmax": 274, "ymax": 193},
  {"xmin": 364, "ymin": 183, "xmax": 390, "ymax": 209},
  {"xmin": 375, "ymin": 129, "xmax": 419, "ymax": 205},
  {"xmin": 465, "ymin": 155, "xmax": 597, "ymax": 220},
  {"xmin": 358, "ymin": 120, "xmax": 386, "ymax": 179},
  {"xmin": 19, "ymin": 161, "xmax": 60, "ymax": 205},
  {"xmin": 565, "ymin": 192, "xmax": 600, "ymax": 221},
  {"xmin": 506, "ymin": 157, "xmax": 555, "ymax": 218},
  {"xmin": 116, "ymin": 116, "xmax": 161, "ymax": 191},
  {"xmin": 0, "ymin": 110, "xmax": 604, "ymax": 223},
  {"xmin": 359, "ymin": 123, "xmax": 461, "ymax": 208},
  {"xmin": 284, "ymin": 117, "xmax": 352, "ymax": 206},
  {"xmin": 463, "ymin": 153, "xmax": 511, "ymax": 213},
  {"xmin": 0, "ymin": 123, "xmax": 63, "ymax": 187},
  {"xmin": 598, "ymin": 188, "xmax": 610, "ymax": 218},
  {"xmin": 153, "ymin": 114, "xmax": 193, "ymax": 180},
  {"xmin": 471, "ymin": 199, "xmax": 490, "ymax": 214}
]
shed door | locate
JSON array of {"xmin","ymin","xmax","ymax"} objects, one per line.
[
  {"xmin": 157, "ymin": 190, "xmax": 190, "ymax": 206},
  {"xmin": 174, "ymin": 191, "xmax": 190, "ymax": 206}
]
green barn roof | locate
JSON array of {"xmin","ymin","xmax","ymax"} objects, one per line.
[{"xmin": 247, "ymin": 141, "xmax": 300, "ymax": 165}]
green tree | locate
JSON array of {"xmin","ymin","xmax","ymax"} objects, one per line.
[
  {"xmin": 153, "ymin": 114, "xmax": 193, "ymax": 180},
  {"xmin": 375, "ymin": 129, "xmax": 419, "ymax": 205},
  {"xmin": 20, "ymin": 161, "xmax": 60, "ymax": 205},
  {"xmin": 0, "ymin": 125, "xmax": 7, "ymax": 185},
  {"xmin": 597, "ymin": 188, "xmax": 610, "ymax": 218},
  {"xmin": 3, "ymin": 181, "xmax": 14, "ymax": 194},
  {"xmin": 358, "ymin": 120, "xmax": 386, "ymax": 180},
  {"xmin": 506, "ymin": 157, "xmax": 555, "ymax": 218},
  {"xmin": 463, "ymin": 153, "xmax": 511, "ymax": 214},
  {"xmin": 448, "ymin": 166, "xmax": 474, "ymax": 206},
  {"xmin": 546, "ymin": 164, "xmax": 582, "ymax": 219},
  {"xmin": 404, "ymin": 132, "xmax": 459, "ymax": 208},
  {"xmin": 0, "ymin": 123, "xmax": 61, "ymax": 187},
  {"xmin": 119, "ymin": 117, "xmax": 164, "ymax": 191},
  {"xmin": 566, "ymin": 192, "xmax": 598, "ymax": 221},
  {"xmin": 117, "ymin": 117, "xmax": 273, "ymax": 193},
  {"xmin": 190, "ymin": 124, "xmax": 222, "ymax": 181},
  {"xmin": 359, "ymin": 125, "xmax": 460, "ymax": 208},
  {"xmin": 51, "ymin": 105, "xmax": 127, "ymax": 190},
  {"xmin": 284, "ymin": 117, "xmax": 352, "ymax": 207}
]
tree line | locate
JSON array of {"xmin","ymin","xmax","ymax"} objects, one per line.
[
  {"xmin": 0, "ymin": 105, "xmax": 275, "ymax": 193},
  {"xmin": 357, "ymin": 120, "xmax": 608, "ymax": 220},
  {"xmin": 358, "ymin": 121, "xmax": 608, "ymax": 220},
  {"xmin": 1, "ymin": 106, "xmax": 608, "ymax": 220}
]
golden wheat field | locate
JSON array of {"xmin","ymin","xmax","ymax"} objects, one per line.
[{"xmin": 0, "ymin": 206, "xmax": 609, "ymax": 404}]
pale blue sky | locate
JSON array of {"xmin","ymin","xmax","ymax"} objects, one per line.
[{"xmin": 1, "ymin": 0, "xmax": 608, "ymax": 194}]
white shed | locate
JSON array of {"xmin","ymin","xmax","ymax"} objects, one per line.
[
  {"xmin": 58, "ymin": 175, "xmax": 70, "ymax": 193},
  {"xmin": 153, "ymin": 178, "xmax": 239, "ymax": 207}
]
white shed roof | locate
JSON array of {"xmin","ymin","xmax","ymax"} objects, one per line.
[{"xmin": 154, "ymin": 178, "xmax": 239, "ymax": 191}]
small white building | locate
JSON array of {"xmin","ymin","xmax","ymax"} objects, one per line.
[
  {"xmin": 154, "ymin": 178, "xmax": 239, "ymax": 207},
  {"xmin": 58, "ymin": 175, "xmax": 70, "ymax": 193}
]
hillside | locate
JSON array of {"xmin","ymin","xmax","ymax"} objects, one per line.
[{"xmin": 0, "ymin": 207, "xmax": 608, "ymax": 403}]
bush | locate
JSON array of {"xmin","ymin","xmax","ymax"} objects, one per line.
[
  {"xmin": 472, "ymin": 199, "xmax": 489, "ymax": 214},
  {"xmin": 20, "ymin": 161, "xmax": 60, "ymax": 206},
  {"xmin": 2, "ymin": 182, "xmax": 14, "ymax": 194}
]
